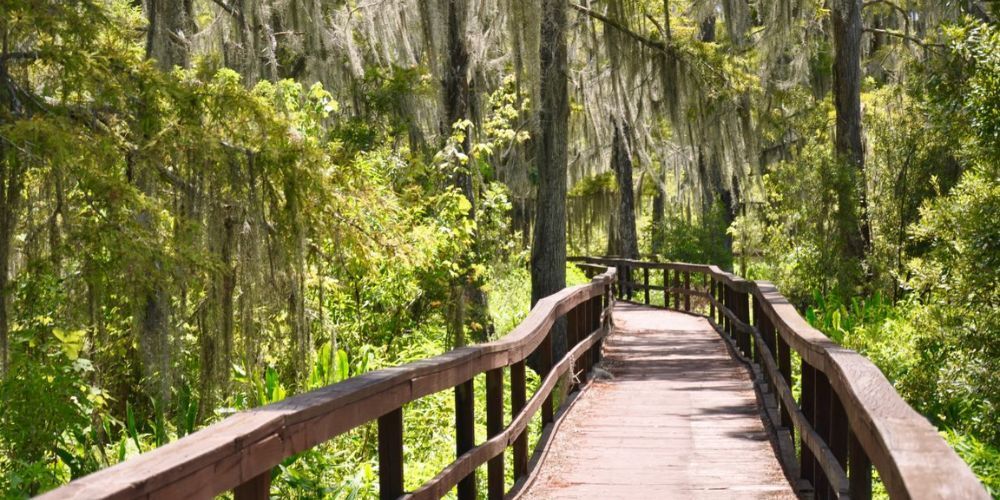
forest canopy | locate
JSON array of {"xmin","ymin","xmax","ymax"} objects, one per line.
[{"xmin": 1, "ymin": 0, "xmax": 998, "ymax": 497}]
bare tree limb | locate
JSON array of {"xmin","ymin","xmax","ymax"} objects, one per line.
[
  {"xmin": 210, "ymin": 0, "xmax": 241, "ymax": 18},
  {"xmin": 571, "ymin": 2, "xmax": 727, "ymax": 81},
  {"xmin": 863, "ymin": 0, "xmax": 906, "ymax": 16},
  {"xmin": 0, "ymin": 51, "xmax": 39, "ymax": 63},
  {"xmin": 863, "ymin": 28, "xmax": 946, "ymax": 49},
  {"xmin": 570, "ymin": 3, "xmax": 666, "ymax": 52}
]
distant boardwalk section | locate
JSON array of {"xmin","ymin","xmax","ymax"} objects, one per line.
[{"xmin": 519, "ymin": 303, "xmax": 794, "ymax": 499}]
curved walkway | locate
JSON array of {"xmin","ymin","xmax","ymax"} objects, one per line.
[{"xmin": 518, "ymin": 303, "xmax": 795, "ymax": 499}]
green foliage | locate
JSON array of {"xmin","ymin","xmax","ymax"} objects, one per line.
[
  {"xmin": 733, "ymin": 139, "xmax": 847, "ymax": 302},
  {"xmin": 568, "ymin": 172, "xmax": 617, "ymax": 197},
  {"xmin": 647, "ymin": 201, "xmax": 732, "ymax": 266},
  {"xmin": 0, "ymin": 272, "xmax": 110, "ymax": 495},
  {"xmin": 934, "ymin": 21, "xmax": 1000, "ymax": 164},
  {"xmin": 902, "ymin": 167, "xmax": 1000, "ymax": 446},
  {"xmin": 945, "ymin": 430, "xmax": 1000, "ymax": 497},
  {"xmin": 0, "ymin": 0, "xmax": 535, "ymax": 494},
  {"xmin": 750, "ymin": 18, "xmax": 1000, "ymax": 489}
]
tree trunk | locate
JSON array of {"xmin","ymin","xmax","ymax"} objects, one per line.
[
  {"xmin": 134, "ymin": 160, "xmax": 172, "ymax": 407},
  {"xmin": 0, "ymin": 151, "xmax": 20, "ymax": 377},
  {"xmin": 651, "ymin": 168, "xmax": 665, "ymax": 256},
  {"xmin": 718, "ymin": 174, "xmax": 738, "ymax": 271},
  {"xmin": 611, "ymin": 121, "xmax": 639, "ymax": 259},
  {"xmin": 146, "ymin": 0, "xmax": 195, "ymax": 71},
  {"xmin": 444, "ymin": 0, "xmax": 493, "ymax": 344},
  {"xmin": 700, "ymin": 15, "xmax": 716, "ymax": 43},
  {"xmin": 531, "ymin": 0, "xmax": 569, "ymax": 363},
  {"xmin": 832, "ymin": 0, "xmax": 871, "ymax": 290},
  {"xmin": 138, "ymin": 0, "xmax": 194, "ymax": 405}
]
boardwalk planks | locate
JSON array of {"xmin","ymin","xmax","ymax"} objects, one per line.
[
  {"xmin": 41, "ymin": 258, "xmax": 989, "ymax": 499},
  {"xmin": 570, "ymin": 256, "xmax": 989, "ymax": 499},
  {"xmin": 519, "ymin": 305, "xmax": 794, "ymax": 499}
]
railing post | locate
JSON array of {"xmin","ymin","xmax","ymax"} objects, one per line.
[
  {"xmin": 815, "ymin": 372, "xmax": 833, "ymax": 499},
  {"xmin": 684, "ymin": 272, "xmax": 691, "ymax": 311},
  {"xmin": 625, "ymin": 265, "xmax": 633, "ymax": 301},
  {"xmin": 742, "ymin": 291, "xmax": 753, "ymax": 359},
  {"xmin": 752, "ymin": 297, "xmax": 764, "ymax": 366},
  {"xmin": 486, "ymin": 368, "xmax": 504, "ymax": 500},
  {"xmin": 706, "ymin": 274, "xmax": 714, "ymax": 319},
  {"xmin": 831, "ymin": 389, "xmax": 849, "ymax": 497},
  {"xmin": 377, "ymin": 408, "xmax": 404, "ymax": 500},
  {"xmin": 567, "ymin": 305, "xmax": 581, "ymax": 391},
  {"xmin": 800, "ymin": 361, "xmax": 817, "ymax": 493},
  {"xmin": 736, "ymin": 290, "xmax": 746, "ymax": 354},
  {"xmin": 235, "ymin": 470, "xmax": 272, "ymax": 500},
  {"xmin": 582, "ymin": 298, "xmax": 592, "ymax": 375},
  {"xmin": 511, "ymin": 361, "xmax": 528, "ymax": 480},
  {"xmin": 643, "ymin": 267, "xmax": 650, "ymax": 305},
  {"xmin": 672, "ymin": 268, "xmax": 680, "ymax": 310},
  {"xmin": 664, "ymin": 269, "xmax": 670, "ymax": 308},
  {"xmin": 778, "ymin": 334, "xmax": 793, "ymax": 431},
  {"xmin": 849, "ymin": 428, "xmax": 873, "ymax": 500},
  {"xmin": 591, "ymin": 294, "xmax": 603, "ymax": 365},
  {"xmin": 456, "ymin": 379, "xmax": 476, "ymax": 500},
  {"xmin": 540, "ymin": 327, "xmax": 554, "ymax": 425},
  {"xmin": 723, "ymin": 286, "xmax": 731, "ymax": 338}
]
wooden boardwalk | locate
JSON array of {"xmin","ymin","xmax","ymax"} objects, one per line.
[{"xmin": 518, "ymin": 303, "xmax": 795, "ymax": 499}]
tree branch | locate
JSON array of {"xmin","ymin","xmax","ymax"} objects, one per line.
[
  {"xmin": 572, "ymin": 2, "xmax": 727, "ymax": 82},
  {"xmin": 863, "ymin": 28, "xmax": 946, "ymax": 49},
  {"xmin": 0, "ymin": 51, "xmax": 40, "ymax": 63},
  {"xmin": 863, "ymin": 0, "xmax": 906, "ymax": 16},
  {"xmin": 570, "ymin": 3, "xmax": 666, "ymax": 53},
  {"xmin": 210, "ymin": 0, "xmax": 241, "ymax": 18}
]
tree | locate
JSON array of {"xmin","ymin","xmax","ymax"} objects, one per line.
[
  {"xmin": 832, "ymin": 0, "xmax": 871, "ymax": 291},
  {"xmin": 138, "ymin": 0, "xmax": 198, "ymax": 406},
  {"xmin": 442, "ymin": 0, "xmax": 492, "ymax": 347},
  {"xmin": 531, "ymin": 0, "xmax": 569, "ymax": 355},
  {"xmin": 610, "ymin": 120, "xmax": 639, "ymax": 258}
]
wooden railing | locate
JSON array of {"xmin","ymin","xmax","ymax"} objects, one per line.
[
  {"xmin": 571, "ymin": 256, "xmax": 989, "ymax": 500},
  {"xmin": 39, "ymin": 270, "xmax": 616, "ymax": 500}
]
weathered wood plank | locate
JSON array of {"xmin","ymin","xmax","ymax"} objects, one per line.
[
  {"xmin": 485, "ymin": 368, "xmax": 504, "ymax": 500},
  {"xmin": 405, "ymin": 321, "xmax": 611, "ymax": 499},
  {"xmin": 377, "ymin": 408, "xmax": 403, "ymax": 500},
  {"xmin": 40, "ymin": 273, "xmax": 616, "ymax": 500},
  {"xmin": 575, "ymin": 258, "xmax": 988, "ymax": 499},
  {"xmin": 520, "ymin": 305, "xmax": 794, "ymax": 499}
]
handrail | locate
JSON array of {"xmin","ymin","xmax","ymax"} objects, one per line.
[
  {"xmin": 39, "ymin": 269, "xmax": 617, "ymax": 500},
  {"xmin": 571, "ymin": 256, "xmax": 989, "ymax": 499}
]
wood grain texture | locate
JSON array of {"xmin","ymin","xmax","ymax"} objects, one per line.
[
  {"xmin": 39, "ymin": 271, "xmax": 616, "ymax": 500},
  {"xmin": 518, "ymin": 304, "xmax": 794, "ymax": 499},
  {"xmin": 573, "ymin": 257, "xmax": 989, "ymax": 499},
  {"xmin": 41, "ymin": 256, "xmax": 989, "ymax": 499},
  {"xmin": 405, "ymin": 320, "xmax": 611, "ymax": 499}
]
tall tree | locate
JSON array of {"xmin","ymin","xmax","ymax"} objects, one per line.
[
  {"xmin": 442, "ymin": 0, "xmax": 491, "ymax": 346},
  {"xmin": 443, "ymin": 2, "xmax": 478, "ymax": 497},
  {"xmin": 611, "ymin": 121, "xmax": 639, "ymax": 258},
  {"xmin": 832, "ymin": 0, "xmax": 871, "ymax": 290},
  {"xmin": 146, "ymin": 0, "xmax": 195, "ymax": 72},
  {"xmin": 139, "ymin": 0, "xmax": 196, "ymax": 405},
  {"xmin": 651, "ymin": 0, "xmax": 673, "ymax": 257},
  {"xmin": 0, "ymin": 105, "xmax": 24, "ymax": 378},
  {"xmin": 531, "ymin": 0, "xmax": 569, "ymax": 347}
]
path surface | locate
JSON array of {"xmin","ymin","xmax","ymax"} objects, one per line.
[{"xmin": 519, "ymin": 303, "xmax": 795, "ymax": 499}]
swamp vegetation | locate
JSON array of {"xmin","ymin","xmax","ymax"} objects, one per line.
[{"xmin": 0, "ymin": 0, "xmax": 998, "ymax": 497}]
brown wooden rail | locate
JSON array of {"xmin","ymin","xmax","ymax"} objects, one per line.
[
  {"xmin": 38, "ymin": 270, "xmax": 616, "ymax": 500},
  {"xmin": 570, "ymin": 256, "xmax": 989, "ymax": 500}
]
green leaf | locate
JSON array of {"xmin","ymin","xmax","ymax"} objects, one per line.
[
  {"xmin": 335, "ymin": 349, "xmax": 349, "ymax": 382},
  {"xmin": 126, "ymin": 402, "xmax": 140, "ymax": 450}
]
